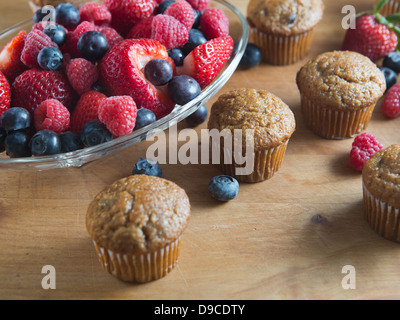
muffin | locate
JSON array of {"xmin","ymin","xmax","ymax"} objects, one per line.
[
  {"xmin": 86, "ymin": 174, "xmax": 191, "ymax": 283},
  {"xmin": 296, "ymin": 51, "xmax": 386, "ymax": 139},
  {"xmin": 247, "ymin": 0, "xmax": 324, "ymax": 65},
  {"xmin": 376, "ymin": 0, "xmax": 400, "ymax": 16},
  {"xmin": 208, "ymin": 88, "xmax": 296, "ymax": 183},
  {"xmin": 362, "ymin": 145, "xmax": 400, "ymax": 242}
]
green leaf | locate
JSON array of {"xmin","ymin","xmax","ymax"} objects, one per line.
[
  {"xmin": 385, "ymin": 13, "xmax": 400, "ymax": 24},
  {"xmin": 375, "ymin": 0, "xmax": 389, "ymax": 14},
  {"xmin": 355, "ymin": 10, "xmax": 373, "ymax": 18},
  {"xmin": 376, "ymin": 13, "xmax": 392, "ymax": 27}
]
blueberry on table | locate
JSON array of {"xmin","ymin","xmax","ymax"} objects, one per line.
[
  {"xmin": 379, "ymin": 67, "xmax": 397, "ymax": 91},
  {"xmin": 29, "ymin": 130, "xmax": 61, "ymax": 156},
  {"xmin": 77, "ymin": 31, "xmax": 109, "ymax": 62},
  {"xmin": 144, "ymin": 59, "xmax": 173, "ymax": 86},
  {"xmin": 37, "ymin": 47, "xmax": 64, "ymax": 71},
  {"xmin": 132, "ymin": 158, "xmax": 162, "ymax": 177},
  {"xmin": 0, "ymin": 107, "xmax": 31, "ymax": 132},
  {"xmin": 208, "ymin": 175, "xmax": 239, "ymax": 202},
  {"xmin": 4, "ymin": 130, "xmax": 32, "ymax": 158},
  {"xmin": 239, "ymin": 43, "xmax": 262, "ymax": 69},
  {"xmin": 185, "ymin": 104, "xmax": 208, "ymax": 127},
  {"xmin": 182, "ymin": 29, "xmax": 207, "ymax": 56},
  {"xmin": 383, "ymin": 52, "xmax": 400, "ymax": 73},
  {"xmin": 134, "ymin": 108, "xmax": 156, "ymax": 130},
  {"xmin": 80, "ymin": 121, "xmax": 113, "ymax": 147},
  {"xmin": 168, "ymin": 75, "xmax": 201, "ymax": 106},
  {"xmin": 168, "ymin": 48, "xmax": 184, "ymax": 67},
  {"xmin": 55, "ymin": 3, "xmax": 80, "ymax": 29},
  {"xmin": 43, "ymin": 24, "xmax": 67, "ymax": 47},
  {"xmin": 156, "ymin": 0, "xmax": 176, "ymax": 14},
  {"xmin": 60, "ymin": 131, "xmax": 84, "ymax": 153}
]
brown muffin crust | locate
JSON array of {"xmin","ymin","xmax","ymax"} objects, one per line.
[
  {"xmin": 296, "ymin": 51, "xmax": 386, "ymax": 111},
  {"xmin": 86, "ymin": 175, "xmax": 190, "ymax": 254},
  {"xmin": 363, "ymin": 145, "xmax": 400, "ymax": 208},
  {"xmin": 247, "ymin": 0, "xmax": 324, "ymax": 35},
  {"xmin": 208, "ymin": 88, "xmax": 296, "ymax": 151}
]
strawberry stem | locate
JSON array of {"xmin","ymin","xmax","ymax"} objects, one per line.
[{"xmin": 375, "ymin": 0, "xmax": 389, "ymax": 14}]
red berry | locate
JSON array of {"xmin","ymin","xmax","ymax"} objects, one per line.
[
  {"xmin": 165, "ymin": 0, "xmax": 195, "ymax": 30},
  {"xmin": 186, "ymin": 0, "xmax": 210, "ymax": 11},
  {"xmin": 98, "ymin": 96, "xmax": 137, "ymax": 137},
  {"xmin": 21, "ymin": 30, "xmax": 58, "ymax": 68},
  {"xmin": 98, "ymin": 27, "xmax": 124, "ymax": 49},
  {"xmin": 381, "ymin": 83, "xmax": 400, "ymax": 118},
  {"xmin": 66, "ymin": 58, "xmax": 99, "ymax": 95},
  {"xmin": 0, "ymin": 70, "xmax": 11, "ymax": 118},
  {"xmin": 79, "ymin": 2, "xmax": 112, "ymax": 27},
  {"xmin": 341, "ymin": 14, "xmax": 398, "ymax": 62},
  {"xmin": 200, "ymin": 8, "xmax": 229, "ymax": 40},
  {"xmin": 64, "ymin": 21, "xmax": 98, "ymax": 58},
  {"xmin": 151, "ymin": 14, "xmax": 189, "ymax": 50},
  {"xmin": 350, "ymin": 132, "xmax": 384, "ymax": 172},
  {"xmin": 34, "ymin": 99, "xmax": 70, "ymax": 134},
  {"xmin": 126, "ymin": 17, "xmax": 154, "ymax": 39}
]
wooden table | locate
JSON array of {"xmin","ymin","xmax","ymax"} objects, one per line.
[{"xmin": 1, "ymin": 0, "xmax": 400, "ymax": 300}]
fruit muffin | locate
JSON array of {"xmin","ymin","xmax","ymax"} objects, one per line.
[
  {"xmin": 362, "ymin": 144, "xmax": 400, "ymax": 242},
  {"xmin": 208, "ymin": 88, "xmax": 296, "ymax": 183},
  {"xmin": 86, "ymin": 174, "xmax": 191, "ymax": 283},
  {"xmin": 296, "ymin": 51, "xmax": 386, "ymax": 139},
  {"xmin": 247, "ymin": 0, "xmax": 324, "ymax": 65}
]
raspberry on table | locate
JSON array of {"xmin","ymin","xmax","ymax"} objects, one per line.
[
  {"xmin": 381, "ymin": 83, "xmax": 400, "ymax": 118},
  {"xmin": 350, "ymin": 132, "xmax": 384, "ymax": 172},
  {"xmin": 34, "ymin": 99, "xmax": 70, "ymax": 134}
]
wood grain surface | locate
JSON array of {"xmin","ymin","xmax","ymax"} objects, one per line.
[{"xmin": 1, "ymin": 0, "xmax": 400, "ymax": 300}]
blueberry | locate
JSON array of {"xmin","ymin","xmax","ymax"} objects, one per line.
[
  {"xmin": 134, "ymin": 108, "xmax": 156, "ymax": 130},
  {"xmin": 182, "ymin": 29, "xmax": 207, "ymax": 56},
  {"xmin": 192, "ymin": 9, "xmax": 202, "ymax": 29},
  {"xmin": 80, "ymin": 121, "xmax": 113, "ymax": 147},
  {"xmin": 77, "ymin": 31, "xmax": 109, "ymax": 62},
  {"xmin": 168, "ymin": 75, "xmax": 201, "ymax": 105},
  {"xmin": 55, "ymin": 3, "xmax": 80, "ymax": 29},
  {"xmin": 29, "ymin": 130, "xmax": 61, "ymax": 156},
  {"xmin": 132, "ymin": 158, "xmax": 162, "ymax": 177},
  {"xmin": 239, "ymin": 43, "xmax": 262, "ymax": 69},
  {"xmin": 208, "ymin": 175, "xmax": 239, "ymax": 201},
  {"xmin": 43, "ymin": 24, "xmax": 67, "ymax": 47},
  {"xmin": 0, "ymin": 107, "xmax": 31, "ymax": 132},
  {"xmin": 168, "ymin": 48, "xmax": 184, "ymax": 67},
  {"xmin": 383, "ymin": 52, "xmax": 400, "ymax": 73},
  {"xmin": 144, "ymin": 59, "xmax": 173, "ymax": 86},
  {"xmin": 185, "ymin": 104, "xmax": 208, "ymax": 127},
  {"xmin": 60, "ymin": 131, "xmax": 84, "ymax": 153},
  {"xmin": 156, "ymin": 0, "xmax": 175, "ymax": 14},
  {"xmin": 379, "ymin": 67, "xmax": 397, "ymax": 91},
  {"xmin": 37, "ymin": 47, "xmax": 64, "ymax": 71},
  {"xmin": 0, "ymin": 127, "xmax": 6, "ymax": 152},
  {"xmin": 4, "ymin": 130, "xmax": 32, "ymax": 158}
]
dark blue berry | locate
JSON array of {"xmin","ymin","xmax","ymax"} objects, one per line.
[
  {"xmin": 0, "ymin": 107, "xmax": 31, "ymax": 132},
  {"xmin": 29, "ymin": 130, "xmax": 61, "ymax": 156},
  {"xmin": 37, "ymin": 47, "xmax": 64, "ymax": 71},
  {"xmin": 134, "ymin": 108, "xmax": 156, "ymax": 130},
  {"xmin": 77, "ymin": 31, "xmax": 109, "ymax": 62},
  {"xmin": 208, "ymin": 175, "xmax": 239, "ymax": 201},
  {"xmin": 383, "ymin": 52, "xmax": 400, "ymax": 73},
  {"xmin": 4, "ymin": 130, "xmax": 32, "ymax": 158},
  {"xmin": 239, "ymin": 43, "xmax": 261, "ymax": 69},
  {"xmin": 168, "ymin": 75, "xmax": 201, "ymax": 105},
  {"xmin": 192, "ymin": 9, "xmax": 202, "ymax": 29},
  {"xmin": 156, "ymin": 0, "xmax": 175, "ymax": 14},
  {"xmin": 144, "ymin": 59, "xmax": 173, "ymax": 86},
  {"xmin": 182, "ymin": 29, "xmax": 207, "ymax": 56},
  {"xmin": 132, "ymin": 158, "xmax": 162, "ymax": 177},
  {"xmin": 43, "ymin": 24, "xmax": 67, "ymax": 47},
  {"xmin": 60, "ymin": 131, "xmax": 84, "ymax": 153},
  {"xmin": 168, "ymin": 48, "xmax": 184, "ymax": 67},
  {"xmin": 185, "ymin": 104, "xmax": 208, "ymax": 127},
  {"xmin": 379, "ymin": 67, "xmax": 397, "ymax": 91},
  {"xmin": 0, "ymin": 127, "xmax": 6, "ymax": 153},
  {"xmin": 55, "ymin": 3, "xmax": 80, "ymax": 29},
  {"xmin": 80, "ymin": 121, "xmax": 113, "ymax": 147}
]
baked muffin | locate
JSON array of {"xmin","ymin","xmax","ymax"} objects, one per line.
[
  {"xmin": 296, "ymin": 51, "xmax": 386, "ymax": 139},
  {"xmin": 208, "ymin": 88, "xmax": 296, "ymax": 183},
  {"xmin": 86, "ymin": 174, "xmax": 191, "ymax": 283},
  {"xmin": 376, "ymin": 0, "xmax": 400, "ymax": 16},
  {"xmin": 362, "ymin": 145, "xmax": 400, "ymax": 242},
  {"xmin": 247, "ymin": 0, "xmax": 324, "ymax": 65}
]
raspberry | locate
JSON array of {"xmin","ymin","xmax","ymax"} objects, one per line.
[
  {"xmin": 164, "ymin": 0, "xmax": 195, "ymax": 30},
  {"xmin": 0, "ymin": 71, "xmax": 11, "ymax": 118},
  {"xmin": 64, "ymin": 21, "xmax": 98, "ymax": 57},
  {"xmin": 66, "ymin": 58, "xmax": 99, "ymax": 95},
  {"xmin": 21, "ymin": 30, "xmax": 58, "ymax": 68},
  {"xmin": 98, "ymin": 27, "xmax": 124, "ymax": 49},
  {"xmin": 98, "ymin": 96, "xmax": 137, "ymax": 137},
  {"xmin": 350, "ymin": 132, "xmax": 384, "ymax": 172},
  {"xmin": 200, "ymin": 8, "xmax": 229, "ymax": 40},
  {"xmin": 381, "ymin": 83, "xmax": 400, "ymax": 118},
  {"xmin": 79, "ymin": 2, "xmax": 112, "ymax": 27},
  {"xmin": 34, "ymin": 99, "xmax": 70, "ymax": 134},
  {"xmin": 126, "ymin": 17, "xmax": 154, "ymax": 39},
  {"xmin": 151, "ymin": 15, "xmax": 189, "ymax": 50},
  {"xmin": 186, "ymin": 0, "xmax": 210, "ymax": 11}
]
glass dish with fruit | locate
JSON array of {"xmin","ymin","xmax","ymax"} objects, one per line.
[{"xmin": 0, "ymin": 0, "xmax": 248, "ymax": 170}]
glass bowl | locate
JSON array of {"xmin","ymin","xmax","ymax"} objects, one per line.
[{"xmin": 0, "ymin": 0, "xmax": 248, "ymax": 171}]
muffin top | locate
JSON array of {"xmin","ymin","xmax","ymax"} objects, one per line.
[
  {"xmin": 86, "ymin": 175, "xmax": 191, "ymax": 254},
  {"xmin": 247, "ymin": 0, "xmax": 324, "ymax": 35},
  {"xmin": 208, "ymin": 88, "xmax": 296, "ymax": 151},
  {"xmin": 296, "ymin": 51, "xmax": 386, "ymax": 111},
  {"xmin": 363, "ymin": 145, "xmax": 400, "ymax": 208}
]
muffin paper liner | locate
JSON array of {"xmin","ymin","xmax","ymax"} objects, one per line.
[
  {"xmin": 378, "ymin": 0, "xmax": 400, "ymax": 16},
  {"xmin": 249, "ymin": 27, "xmax": 314, "ymax": 65},
  {"xmin": 93, "ymin": 236, "xmax": 182, "ymax": 283},
  {"xmin": 300, "ymin": 95, "xmax": 375, "ymax": 139},
  {"xmin": 363, "ymin": 182, "xmax": 400, "ymax": 243}
]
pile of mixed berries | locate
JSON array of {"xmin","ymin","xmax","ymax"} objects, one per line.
[{"xmin": 0, "ymin": 0, "xmax": 234, "ymax": 158}]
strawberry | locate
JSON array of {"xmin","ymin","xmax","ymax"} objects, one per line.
[
  {"xmin": 126, "ymin": 17, "xmax": 154, "ymax": 40},
  {"xmin": 186, "ymin": 0, "xmax": 210, "ymax": 11},
  {"xmin": 100, "ymin": 39, "xmax": 175, "ymax": 119},
  {"xmin": 164, "ymin": 0, "xmax": 195, "ymax": 30},
  {"xmin": 21, "ymin": 30, "xmax": 58, "ymax": 69},
  {"xmin": 70, "ymin": 90, "xmax": 107, "ymax": 134},
  {"xmin": 179, "ymin": 35, "xmax": 233, "ymax": 88},
  {"xmin": 151, "ymin": 15, "xmax": 189, "ymax": 50},
  {"xmin": 200, "ymin": 8, "xmax": 229, "ymax": 40},
  {"xmin": 12, "ymin": 69, "xmax": 78, "ymax": 115},
  {"xmin": 34, "ymin": 99, "xmax": 70, "ymax": 133},
  {"xmin": 79, "ymin": 2, "xmax": 112, "ymax": 27},
  {"xmin": 66, "ymin": 58, "xmax": 99, "ymax": 96},
  {"xmin": 0, "ymin": 71, "xmax": 11, "ymax": 118},
  {"xmin": 64, "ymin": 21, "xmax": 98, "ymax": 58},
  {"xmin": 98, "ymin": 27, "xmax": 124, "ymax": 49},
  {"xmin": 0, "ymin": 31, "xmax": 28, "ymax": 82}
]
